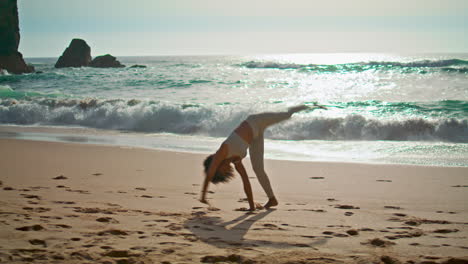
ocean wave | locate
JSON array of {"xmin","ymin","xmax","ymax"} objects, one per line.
[
  {"xmin": 269, "ymin": 115, "xmax": 468, "ymax": 143},
  {"xmin": 1, "ymin": 98, "xmax": 467, "ymax": 143},
  {"xmin": 365, "ymin": 59, "xmax": 468, "ymax": 68},
  {"xmin": 441, "ymin": 67, "xmax": 468, "ymax": 74},
  {"xmin": 0, "ymin": 85, "xmax": 64, "ymax": 99},
  {"xmin": 241, "ymin": 59, "xmax": 468, "ymax": 73}
]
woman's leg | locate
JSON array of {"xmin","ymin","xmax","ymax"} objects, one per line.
[
  {"xmin": 249, "ymin": 111, "xmax": 293, "ymax": 132},
  {"xmin": 247, "ymin": 107, "xmax": 306, "ymax": 203},
  {"xmin": 249, "ymin": 132, "xmax": 275, "ymax": 199}
]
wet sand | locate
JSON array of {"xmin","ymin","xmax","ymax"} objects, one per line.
[{"xmin": 0, "ymin": 138, "xmax": 467, "ymax": 263}]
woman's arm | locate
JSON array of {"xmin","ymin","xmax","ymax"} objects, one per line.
[
  {"xmin": 234, "ymin": 161, "xmax": 255, "ymax": 211},
  {"xmin": 200, "ymin": 144, "xmax": 227, "ymax": 204}
]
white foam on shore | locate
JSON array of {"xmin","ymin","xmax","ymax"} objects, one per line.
[{"xmin": 0, "ymin": 125, "xmax": 466, "ymax": 167}]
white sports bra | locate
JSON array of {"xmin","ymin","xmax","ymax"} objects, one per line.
[{"xmin": 223, "ymin": 132, "xmax": 249, "ymax": 159}]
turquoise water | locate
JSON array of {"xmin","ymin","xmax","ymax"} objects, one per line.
[{"xmin": 0, "ymin": 53, "xmax": 467, "ymax": 166}]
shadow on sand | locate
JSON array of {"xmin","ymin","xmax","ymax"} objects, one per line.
[{"xmin": 185, "ymin": 209, "xmax": 329, "ymax": 249}]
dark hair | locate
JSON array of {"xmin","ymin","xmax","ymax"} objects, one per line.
[{"xmin": 203, "ymin": 154, "xmax": 234, "ymax": 184}]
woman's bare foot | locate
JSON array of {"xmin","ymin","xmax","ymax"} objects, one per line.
[{"xmin": 264, "ymin": 197, "xmax": 278, "ymax": 209}]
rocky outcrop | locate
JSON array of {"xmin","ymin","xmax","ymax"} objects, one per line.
[
  {"xmin": 0, "ymin": 0, "xmax": 34, "ymax": 74},
  {"xmin": 55, "ymin": 39, "xmax": 92, "ymax": 68},
  {"xmin": 90, "ymin": 54, "xmax": 125, "ymax": 68},
  {"xmin": 129, "ymin": 64, "xmax": 146, "ymax": 68}
]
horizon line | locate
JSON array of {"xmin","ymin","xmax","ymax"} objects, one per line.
[{"xmin": 23, "ymin": 51, "xmax": 468, "ymax": 59}]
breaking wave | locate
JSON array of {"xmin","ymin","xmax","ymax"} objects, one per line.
[
  {"xmin": 1, "ymin": 98, "xmax": 467, "ymax": 143},
  {"xmin": 241, "ymin": 59, "xmax": 468, "ymax": 74}
]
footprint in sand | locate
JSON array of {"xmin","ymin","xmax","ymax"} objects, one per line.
[
  {"xmin": 327, "ymin": 225, "xmax": 352, "ymax": 228},
  {"xmin": 201, "ymin": 254, "xmax": 254, "ymax": 264},
  {"xmin": 362, "ymin": 238, "xmax": 396, "ymax": 247},
  {"xmin": 66, "ymin": 189, "xmax": 90, "ymax": 194},
  {"xmin": 150, "ymin": 219, "xmax": 170, "ymax": 223},
  {"xmin": 3, "ymin": 186, "xmax": 14, "ymax": 191},
  {"xmin": 393, "ymin": 213, "xmax": 407, "ymax": 217},
  {"xmin": 384, "ymin": 206, "xmax": 403, "ymax": 210},
  {"xmin": 52, "ymin": 175, "xmax": 67, "ymax": 180},
  {"xmin": 436, "ymin": 211, "xmax": 457, "ymax": 214},
  {"xmin": 97, "ymin": 229, "xmax": 129, "ymax": 236},
  {"xmin": 253, "ymin": 223, "xmax": 287, "ymax": 231},
  {"xmin": 335, "ymin": 205, "xmax": 360, "ymax": 210},
  {"xmin": 53, "ymin": 224, "xmax": 72, "ymax": 229},
  {"xmin": 30, "ymin": 186, "xmax": 49, "ymax": 190},
  {"xmin": 155, "ymin": 232, "xmax": 178, "ymax": 237},
  {"xmin": 101, "ymin": 246, "xmax": 113, "ymax": 250},
  {"xmin": 22, "ymin": 207, "xmax": 50, "ymax": 213},
  {"xmin": 96, "ymin": 217, "xmax": 119, "ymax": 224},
  {"xmin": 20, "ymin": 194, "xmax": 41, "ymax": 200},
  {"xmin": 293, "ymin": 243, "xmax": 314, "ymax": 247},
  {"xmin": 29, "ymin": 239, "xmax": 47, "ymax": 247},
  {"xmin": 73, "ymin": 207, "xmax": 114, "ymax": 214},
  {"xmin": 385, "ymin": 230, "xmax": 423, "ymax": 240},
  {"xmin": 40, "ymin": 216, "xmax": 62, "ymax": 220},
  {"xmin": 433, "ymin": 229, "xmax": 459, "ymax": 234},
  {"xmin": 162, "ymin": 248, "xmax": 177, "ymax": 254},
  {"xmin": 16, "ymin": 225, "xmax": 45, "ymax": 231},
  {"xmin": 53, "ymin": 201, "xmax": 76, "ymax": 205},
  {"xmin": 304, "ymin": 209, "xmax": 326, "ymax": 213}
]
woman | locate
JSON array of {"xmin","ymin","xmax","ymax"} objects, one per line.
[{"xmin": 200, "ymin": 104, "xmax": 326, "ymax": 211}]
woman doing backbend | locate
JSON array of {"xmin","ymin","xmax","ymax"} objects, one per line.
[{"xmin": 200, "ymin": 104, "xmax": 326, "ymax": 211}]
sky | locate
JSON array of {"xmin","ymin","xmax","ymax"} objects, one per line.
[{"xmin": 18, "ymin": 0, "xmax": 468, "ymax": 57}]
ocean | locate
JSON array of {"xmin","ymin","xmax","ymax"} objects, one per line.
[{"xmin": 0, "ymin": 53, "xmax": 467, "ymax": 166}]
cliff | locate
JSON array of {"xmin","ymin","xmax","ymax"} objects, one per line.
[{"xmin": 0, "ymin": 0, "xmax": 34, "ymax": 74}]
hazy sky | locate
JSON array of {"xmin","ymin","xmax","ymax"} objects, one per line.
[{"xmin": 18, "ymin": 0, "xmax": 468, "ymax": 57}]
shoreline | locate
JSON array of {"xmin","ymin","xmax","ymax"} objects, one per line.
[{"xmin": 0, "ymin": 138, "xmax": 467, "ymax": 263}]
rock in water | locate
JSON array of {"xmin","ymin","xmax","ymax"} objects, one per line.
[
  {"xmin": 129, "ymin": 64, "xmax": 146, "ymax": 68},
  {"xmin": 90, "ymin": 54, "xmax": 125, "ymax": 68},
  {"xmin": 0, "ymin": 0, "xmax": 34, "ymax": 74},
  {"xmin": 55, "ymin": 38, "xmax": 92, "ymax": 68}
]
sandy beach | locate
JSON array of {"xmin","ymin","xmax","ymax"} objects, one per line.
[{"xmin": 0, "ymin": 138, "xmax": 467, "ymax": 264}]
